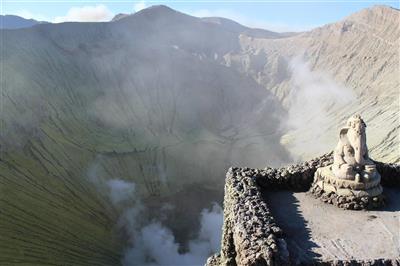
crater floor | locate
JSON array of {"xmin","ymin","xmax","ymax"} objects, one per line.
[{"xmin": 264, "ymin": 188, "xmax": 400, "ymax": 263}]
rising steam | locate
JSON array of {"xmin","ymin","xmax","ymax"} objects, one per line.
[
  {"xmin": 283, "ymin": 56, "xmax": 356, "ymax": 158},
  {"xmin": 89, "ymin": 161, "xmax": 223, "ymax": 266},
  {"xmin": 110, "ymin": 180, "xmax": 222, "ymax": 266}
]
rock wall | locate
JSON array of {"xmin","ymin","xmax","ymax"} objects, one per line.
[
  {"xmin": 207, "ymin": 153, "xmax": 400, "ymax": 266},
  {"xmin": 256, "ymin": 153, "xmax": 334, "ymax": 191},
  {"xmin": 216, "ymin": 166, "xmax": 290, "ymax": 266},
  {"xmin": 375, "ymin": 160, "xmax": 400, "ymax": 187}
]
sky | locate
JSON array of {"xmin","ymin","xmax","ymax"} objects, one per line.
[{"xmin": 1, "ymin": 0, "xmax": 399, "ymax": 32}]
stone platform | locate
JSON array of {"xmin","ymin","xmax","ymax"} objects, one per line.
[
  {"xmin": 206, "ymin": 154, "xmax": 400, "ymax": 266},
  {"xmin": 264, "ymin": 188, "xmax": 400, "ymax": 264}
]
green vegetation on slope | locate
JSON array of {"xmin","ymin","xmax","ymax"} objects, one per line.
[{"xmin": 0, "ymin": 8, "xmax": 290, "ymax": 265}]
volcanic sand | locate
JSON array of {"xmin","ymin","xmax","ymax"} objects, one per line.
[{"xmin": 264, "ymin": 188, "xmax": 400, "ymax": 263}]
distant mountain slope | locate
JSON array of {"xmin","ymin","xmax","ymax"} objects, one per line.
[
  {"xmin": 0, "ymin": 4, "xmax": 398, "ymax": 266},
  {"xmin": 0, "ymin": 5, "xmax": 290, "ymax": 265},
  {"xmin": 223, "ymin": 5, "xmax": 399, "ymax": 162},
  {"xmin": 0, "ymin": 15, "xmax": 46, "ymax": 29},
  {"xmin": 201, "ymin": 16, "xmax": 296, "ymax": 38},
  {"xmin": 111, "ymin": 13, "xmax": 129, "ymax": 21}
]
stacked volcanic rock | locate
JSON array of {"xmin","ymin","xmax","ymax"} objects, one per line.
[
  {"xmin": 323, "ymin": 258, "xmax": 400, "ymax": 265},
  {"xmin": 375, "ymin": 161, "xmax": 400, "ymax": 187},
  {"xmin": 210, "ymin": 167, "xmax": 290, "ymax": 266},
  {"xmin": 308, "ymin": 182, "xmax": 384, "ymax": 210},
  {"xmin": 256, "ymin": 152, "xmax": 333, "ymax": 191}
]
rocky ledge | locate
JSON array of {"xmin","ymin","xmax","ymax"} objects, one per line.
[
  {"xmin": 206, "ymin": 153, "xmax": 400, "ymax": 266},
  {"xmin": 309, "ymin": 182, "xmax": 385, "ymax": 210}
]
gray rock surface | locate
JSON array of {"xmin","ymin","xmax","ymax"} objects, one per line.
[
  {"xmin": 265, "ymin": 189, "xmax": 400, "ymax": 263},
  {"xmin": 207, "ymin": 154, "xmax": 400, "ymax": 265}
]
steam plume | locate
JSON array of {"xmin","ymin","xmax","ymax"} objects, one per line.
[
  {"xmin": 88, "ymin": 161, "xmax": 223, "ymax": 265},
  {"xmin": 283, "ymin": 56, "xmax": 356, "ymax": 157}
]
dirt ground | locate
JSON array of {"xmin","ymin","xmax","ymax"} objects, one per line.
[{"xmin": 264, "ymin": 188, "xmax": 400, "ymax": 263}]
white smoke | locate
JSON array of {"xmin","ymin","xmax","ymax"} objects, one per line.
[
  {"xmin": 107, "ymin": 179, "xmax": 136, "ymax": 205},
  {"xmin": 123, "ymin": 205, "xmax": 223, "ymax": 266},
  {"xmin": 283, "ymin": 56, "xmax": 356, "ymax": 157},
  {"xmin": 88, "ymin": 166, "xmax": 223, "ymax": 266}
]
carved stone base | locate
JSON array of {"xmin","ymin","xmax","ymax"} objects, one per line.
[{"xmin": 309, "ymin": 166, "xmax": 384, "ymax": 210}]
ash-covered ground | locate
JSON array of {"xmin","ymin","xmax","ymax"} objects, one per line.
[{"xmin": 264, "ymin": 188, "xmax": 400, "ymax": 263}]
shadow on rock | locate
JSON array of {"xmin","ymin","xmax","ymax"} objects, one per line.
[
  {"xmin": 262, "ymin": 190, "xmax": 321, "ymax": 265},
  {"xmin": 381, "ymin": 187, "xmax": 400, "ymax": 212}
]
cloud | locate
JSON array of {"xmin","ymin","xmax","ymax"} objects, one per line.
[
  {"xmin": 53, "ymin": 4, "xmax": 113, "ymax": 23},
  {"xmin": 134, "ymin": 1, "xmax": 147, "ymax": 13},
  {"xmin": 188, "ymin": 8, "xmax": 315, "ymax": 32},
  {"xmin": 10, "ymin": 5, "xmax": 312, "ymax": 32}
]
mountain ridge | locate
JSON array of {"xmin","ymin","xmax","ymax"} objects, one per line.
[
  {"xmin": 0, "ymin": 14, "xmax": 48, "ymax": 29},
  {"xmin": 0, "ymin": 4, "xmax": 398, "ymax": 266}
]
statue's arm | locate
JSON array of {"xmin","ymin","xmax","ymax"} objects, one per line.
[
  {"xmin": 363, "ymin": 150, "xmax": 374, "ymax": 165},
  {"xmin": 334, "ymin": 144, "xmax": 346, "ymax": 167}
]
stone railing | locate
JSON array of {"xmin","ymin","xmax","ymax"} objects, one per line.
[
  {"xmin": 375, "ymin": 160, "xmax": 400, "ymax": 187},
  {"xmin": 206, "ymin": 154, "xmax": 400, "ymax": 266}
]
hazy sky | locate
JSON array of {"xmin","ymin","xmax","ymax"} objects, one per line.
[{"xmin": 1, "ymin": 0, "xmax": 399, "ymax": 31}]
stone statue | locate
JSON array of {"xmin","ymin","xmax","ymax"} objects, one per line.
[
  {"xmin": 332, "ymin": 115, "xmax": 377, "ymax": 182},
  {"xmin": 310, "ymin": 114, "xmax": 383, "ymax": 210}
]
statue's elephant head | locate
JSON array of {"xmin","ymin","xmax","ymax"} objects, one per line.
[{"xmin": 339, "ymin": 115, "xmax": 367, "ymax": 165}]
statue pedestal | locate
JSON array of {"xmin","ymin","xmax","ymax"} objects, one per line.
[{"xmin": 309, "ymin": 165, "xmax": 384, "ymax": 210}]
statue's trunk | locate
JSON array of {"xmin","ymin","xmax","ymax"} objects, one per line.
[{"xmin": 354, "ymin": 133, "xmax": 364, "ymax": 165}]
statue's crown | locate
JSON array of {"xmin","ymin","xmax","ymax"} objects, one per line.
[{"xmin": 346, "ymin": 114, "xmax": 366, "ymax": 128}]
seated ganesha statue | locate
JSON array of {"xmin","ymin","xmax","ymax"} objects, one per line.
[
  {"xmin": 332, "ymin": 114, "xmax": 377, "ymax": 182},
  {"xmin": 311, "ymin": 114, "xmax": 383, "ymax": 209}
]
